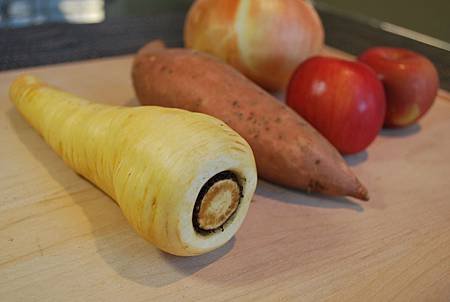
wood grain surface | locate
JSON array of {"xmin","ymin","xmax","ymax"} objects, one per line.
[{"xmin": 1, "ymin": 49, "xmax": 449, "ymax": 301}]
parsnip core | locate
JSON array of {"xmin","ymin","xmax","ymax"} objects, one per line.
[{"xmin": 193, "ymin": 171, "xmax": 243, "ymax": 233}]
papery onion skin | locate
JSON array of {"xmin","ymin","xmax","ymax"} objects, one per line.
[{"xmin": 184, "ymin": 0, "xmax": 324, "ymax": 91}]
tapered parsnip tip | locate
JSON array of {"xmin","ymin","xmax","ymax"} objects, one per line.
[
  {"xmin": 13, "ymin": 74, "xmax": 40, "ymax": 84},
  {"xmin": 10, "ymin": 75, "xmax": 42, "ymax": 101}
]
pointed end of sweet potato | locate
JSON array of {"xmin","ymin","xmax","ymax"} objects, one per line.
[{"xmin": 350, "ymin": 178, "xmax": 369, "ymax": 201}]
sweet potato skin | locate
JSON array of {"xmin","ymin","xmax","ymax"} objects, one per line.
[{"xmin": 132, "ymin": 41, "xmax": 368, "ymax": 200}]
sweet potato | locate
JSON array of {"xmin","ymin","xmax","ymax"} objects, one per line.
[
  {"xmin": 10, "ymin": 75, "xmax": 257, "ymax": 256},
  {"xmin": 132, "ymin": 41, "xmax": 369, "ymax": 200}
]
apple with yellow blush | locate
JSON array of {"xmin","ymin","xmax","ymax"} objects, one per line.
[{"xmin": 358, "ymin": 47, "xmax": 439, "ymax": 128}]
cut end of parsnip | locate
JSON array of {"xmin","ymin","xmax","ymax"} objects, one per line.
[{"xmin": 193, "ymin": 171, "xmax": 242, "ymax": 233}]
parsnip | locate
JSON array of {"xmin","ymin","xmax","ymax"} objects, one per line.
[{"xmin": 10, "ymin": 75, "xmax": 257, "ymax": 256}]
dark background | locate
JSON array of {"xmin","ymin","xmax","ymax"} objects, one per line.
[
  {"xmin": 0, "ymin": 0, "xmax": 449, "ymax": 89},
  {"xmin": 1, "ymin": 0, "xmax": 449, "ymax": 43}
]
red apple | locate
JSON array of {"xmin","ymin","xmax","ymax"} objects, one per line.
[
  {"xmin": 358, "ymin": 47, "xmax": 439, "ymax": 128},
  {"xmin": 286, "ymin": 56, "xmax": 386, "ymax": 154}
]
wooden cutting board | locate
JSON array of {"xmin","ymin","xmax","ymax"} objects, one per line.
[{"xmin": 1, "ymin": 48, "xmax": 449, "ymax": 302}]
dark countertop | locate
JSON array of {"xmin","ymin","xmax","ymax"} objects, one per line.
[{"xmin": 1, "ymin": 5, "xmax": 449, "ymax": 90}]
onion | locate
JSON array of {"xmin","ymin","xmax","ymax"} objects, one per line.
[{"xmin": 184, "ymin": 0, "xmax": 324, "ymax": 91}]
